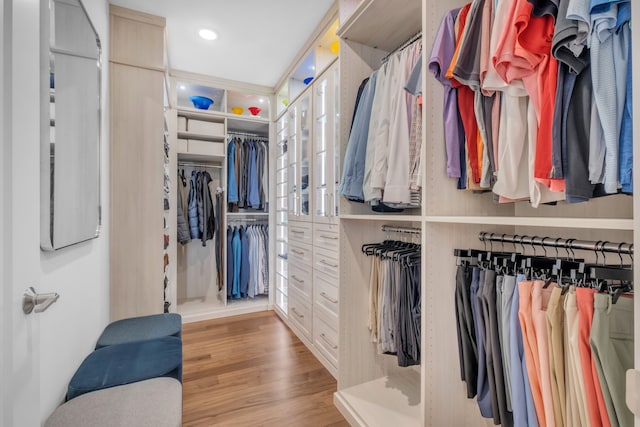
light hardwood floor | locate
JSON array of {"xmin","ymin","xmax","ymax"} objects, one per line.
[{"xmin": 182, "ymin": 311, "xmax": 349, "ymax": 427}]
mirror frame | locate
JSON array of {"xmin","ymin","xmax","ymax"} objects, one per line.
[{"xmin": 40, "ymin": 0, "xmax": 102, "ymax": 251}]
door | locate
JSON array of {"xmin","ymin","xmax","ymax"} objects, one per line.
[
  {"xmin": 313, "ymin": 61, "xmax": 339, "ymax": 224},
  {"xmin": 1, "ymin": 0, "xmax": 43, "ymax": 425}
]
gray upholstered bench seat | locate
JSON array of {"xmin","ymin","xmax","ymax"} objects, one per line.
[{"xmin": 45, "ymin": 377, "xmax": 182, "ymax": 427}]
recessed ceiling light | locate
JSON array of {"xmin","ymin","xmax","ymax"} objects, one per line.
[
  {"xmin": 179, "ymin": 85, "xmax": 186, "ymax": 90},
  {"xmin": 199, "ymin": 29, "xmax": 218, "ymax": 41},
  {"xmin": 258, "ymin": 98, "xmax": 264, "ymax": 103}
]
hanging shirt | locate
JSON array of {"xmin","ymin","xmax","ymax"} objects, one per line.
[
  {"xmin": 429, "ymin": 8, "xmax": 463, "ymax": 179},
  {"xmin": 339, "ymin": 71, "xmax": 378, "ymax": 202},
  {"xmin": 227, "ymin": 140, "xmax": 239, "ymax": 204}
]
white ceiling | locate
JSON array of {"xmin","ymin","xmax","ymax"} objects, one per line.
[{"xmin": 108, "ymin": 0, "xmax": 335, "ymax": 88}]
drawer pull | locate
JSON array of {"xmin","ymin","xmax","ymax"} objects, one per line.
[
  {"xmin": 292, "ymin": 275, "xmax": 304, "ymax": 284},
  {"xmin": 291, "ymin": 249, "xmax": 305, "ymax": 255},
  {"xmin": 319, "ymin": 234, "xmax": 338, "ymax": 240},
  {"xmin": 320, "ymin": 259, "xmax": 338, "ymax": 268},
  {"xmin": 291, "ymin": 308, "xmax": 304, "ymax": 318},
  {"xmin": 320, "ymin": 333, "xmax": 338, "ymax": 349},
  {"xmin": 320, "ymin": 292, "xmax": 338, "ymax": 304},
  {"xmin": 291, "ymin": 230, "xmax": 304, "ymax": 234}
]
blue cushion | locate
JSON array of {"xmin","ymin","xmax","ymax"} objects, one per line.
[
  {"xmin": 95, "ymin": 313, "xmax": 182, "ymax": 349},
  {"xmin": 67, "ymin": 336, "xmax": 182, "ymax": 401}
]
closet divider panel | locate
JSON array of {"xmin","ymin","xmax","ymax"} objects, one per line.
[
  {"xmin": 338, "ymin": 219, "xmax": 421, "ymax": 389},
  {"xmin": 424, "ymin": 223, "xmax": 514, "ymax": 426},
  {"xmin": 176, "ymin": 165, "xmax": 224, "ymax": 309},
  {"xmin": 109, "ymin": 6, "xmax": 166, "ymax": 322}
]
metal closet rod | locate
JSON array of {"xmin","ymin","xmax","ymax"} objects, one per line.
[
  {"xmin": 228, "ymin": 131, "xmax": 268, "ymax": 139},
  {"xmin": 381, "ymin": 225, "xmax": 421, "ymax": 235},
  {"xmin": 381, "ymin": 31, "xmax": 422, "ymax": 63},
  {"xmin": 478, "ymin": 232, "xmax": 634, "ymax": 255},
  {"xmin": 178, "ymin": 162, "xmax": 222, "ymax": 169}
]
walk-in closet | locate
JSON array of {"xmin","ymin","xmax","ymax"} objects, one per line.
[{"xmin": 69, "ymin": 0, "xmax": 640, "ymax": 426}]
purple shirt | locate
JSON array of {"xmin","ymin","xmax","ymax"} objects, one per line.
[{"xmin": 429, "ymin": 8, "xmax": 464, "ymax": 179}]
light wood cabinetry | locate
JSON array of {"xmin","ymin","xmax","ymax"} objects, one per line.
[
  {"xmin": 168, "ymin": 72, "xmax": 273, "ymax": 323},
  {"xmin": 274, "ymin": 113, "xmax": 290, "ymax": 315},
  {"xmin": 287, "ymin": 90, "xmax": 313, "ymax": 222},
  {"xmin": 313, "ymin": 61, "xmax": 340, "ymax": 224},
  {"xmin": 332, "ymin": 1, "xmax": 640, "ymax": 426},
  {"xmin": 109, "ymin": 6, "xmax": 166, "ymax": 322},
  {"xmin": 274, "ymin": 19, "xmax": 342, "ymax": 378}
]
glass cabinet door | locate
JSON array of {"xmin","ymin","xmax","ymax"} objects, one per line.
[
  {"xmin": 287, "ymin": 106, "xmax": 298, "ymax": 217},
  {"xmin": 298, "ymin": 92, "xmax": 312, "ymax": 220},
  {"xmin": 331, "ymin": 62, "xmax": 340, "ymax": 219},
  {"xmin": 275, "ymin": 113, "xmax": 289, "ymax": 314},
  {"xmin": 314, "ymin": 77, "xmax": 329, "ymax": 220},
  {"xmin": 312, "ymin": 61, "xmax": 338, "ymax": 224}
]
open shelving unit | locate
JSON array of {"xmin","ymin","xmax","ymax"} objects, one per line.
[{"xmin": 168, "ymin": 71, "xmax": 274, "ymax": 324}]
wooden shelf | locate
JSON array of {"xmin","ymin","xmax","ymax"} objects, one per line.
[
  {"xmin": 334, "ymin": 372, "xmax": 421, "ymax": 427},
  {"xmin": 340, "ymin": 214, "xmax": 422, "ymax": 222},
  {"xmin": 176, "ymin": 152, "xmax": 224, "ymax": 164},
  {"xmin": 425, "ymin": 216, "xmax": 634, "ymax": 230},
  {"xmin": 337, "ymin": 0, "xmax": 421, "ymax": 52},
  {"xmin": 177, "ymin": 130, "xmax": 225, "ymax": 142},
  {"xmin": 177, "ymin": 107, "xmax": 226, "ymax": 122},
  {"xmin": 226, "ymin": 212, "xmax": 269, "ymax": 217}
]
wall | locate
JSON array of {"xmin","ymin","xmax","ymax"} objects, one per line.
[{"xmin": 37, "ymin": 0, "xmax": 110, "ymax": 421}]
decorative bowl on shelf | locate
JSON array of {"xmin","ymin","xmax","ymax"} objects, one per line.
[
  {"xmin": 248, "ymin": 106, "xmax": 261, "ymax": 116},
  {"xmin": 303, "ymin": 77, "xmax": 313, "ymax": 85},
  {"xmin": 231, "ymin": 106, "xmax": 244, "ymax": 115},
  {"xmin": 189, "ymin": 96, "xmax": 213, "ymax": 110},
  {"xmin": 330, "ymin": 40, "xmax": 339, "ymax": 55}
]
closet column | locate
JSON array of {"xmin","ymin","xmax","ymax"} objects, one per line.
[{"xmin": 109, "ymin": 5, "xmax": 166, "ymax": 321}]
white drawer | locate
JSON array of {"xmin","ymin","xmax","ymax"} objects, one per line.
[
  {"xmin": 289, "ymin": 241, "xmax": 313, "ymax": 266},
  {"xmin": 289, "ymin": 290, "xmax": 312, "ymax": 341},
  {"xmin": 313, "ymin": 246, "xmax": 339, "ymax": 278},
  {"xmin": 289, "ymin": 263, "xmax": 312, "ymax": 301},
  {"xmin": 314, "ymin": 271, "xmax": 338, "ymax": 323},
  {"xmin": 188, "ymin": 140, "xmax": 224, "ymax": 156},
  {"xmin": 177, "ymin": 116, "xmax": 187, "ymax": 132},
  {"xmin": 177, "ymin": 138, "xmax": 188, "ymax": 153},
  {"xmin": 289, "ymin": 222, "xmax": 313, "ymax": 245},
  {"xmin": 313, "ymin": 314, "xmax": 338, "ymax": 368},
  {"xmin": 313, "ymin": 223, "xmax": 339, "ymax": 252},
  {"xmin": 187, "ymin": 119, "xmax": 225, "ymax": 136}
]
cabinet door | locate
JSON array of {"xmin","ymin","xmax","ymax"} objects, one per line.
[
  {"xmin": 275, "ymin": 114, "xmax": 289, "ymax": 315},
  {"xmin": 287, "ymin": 106, "xmax": 298, "ymax": 217},
  {"xmin": 313, "ymin": 63, "xmax": 338, "ymax": 224},
  {"xmin": 297, "ymin": 91, "xmax": 312, "ymax": 221},
  {"xmin": 330, "ymin": 63, "xmax": 340, "ymax": 220}
]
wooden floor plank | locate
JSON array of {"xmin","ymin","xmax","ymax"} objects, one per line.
[{"xmin": 182, "ymin": 311, "xmax": 349, "ymax": 427}]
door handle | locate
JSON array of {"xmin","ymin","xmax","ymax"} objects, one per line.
[{"xmin": 22, "ymin": 287, "xmax": 59, "ymax": 314}]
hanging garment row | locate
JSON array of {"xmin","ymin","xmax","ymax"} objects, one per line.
[
  {"xmin": 176, "ymin": 166, "xmax": 224, "ymax": 290},
  {"xmin": 453, "ymin": 234, "xmax": 634, "ymax": 427},
  {"xmin": 227, "ymin": 136, "xmax": 269, "ymax": 212},
  {"xmin": 226, "ymin": 224, "xmax": 269, "ymax": 300},
  {"xmin": 362, "ymin": 229, "xmax": 421, "ymax": 367},
  {"xmin": 339, "ymin": 35, "xmax": 423, "ymax": 212},
  {"xmin": 430, "ymin": 2, "xmax": 632, "ymax": 208}
]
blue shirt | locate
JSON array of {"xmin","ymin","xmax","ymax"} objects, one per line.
[
  {"xmin": 338, "ymin": 71, "xmax": 378, "ymax": 201},
  {"xmin": 227, "ymin": 140, "xmax": 239, "ymax": 203}
]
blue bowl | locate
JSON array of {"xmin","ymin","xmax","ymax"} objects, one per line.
[
  {"xmin": 303, "ymin": 77, "xmax": 313, "ymax": 85},
  {"xmin": 189, "ymin": 96, "xmax": 214, "ymax": 110}
]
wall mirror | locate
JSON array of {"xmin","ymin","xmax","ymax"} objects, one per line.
[{"xmin": 41, "ymin": 0, "xmax": 101, "ymax": 251}]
